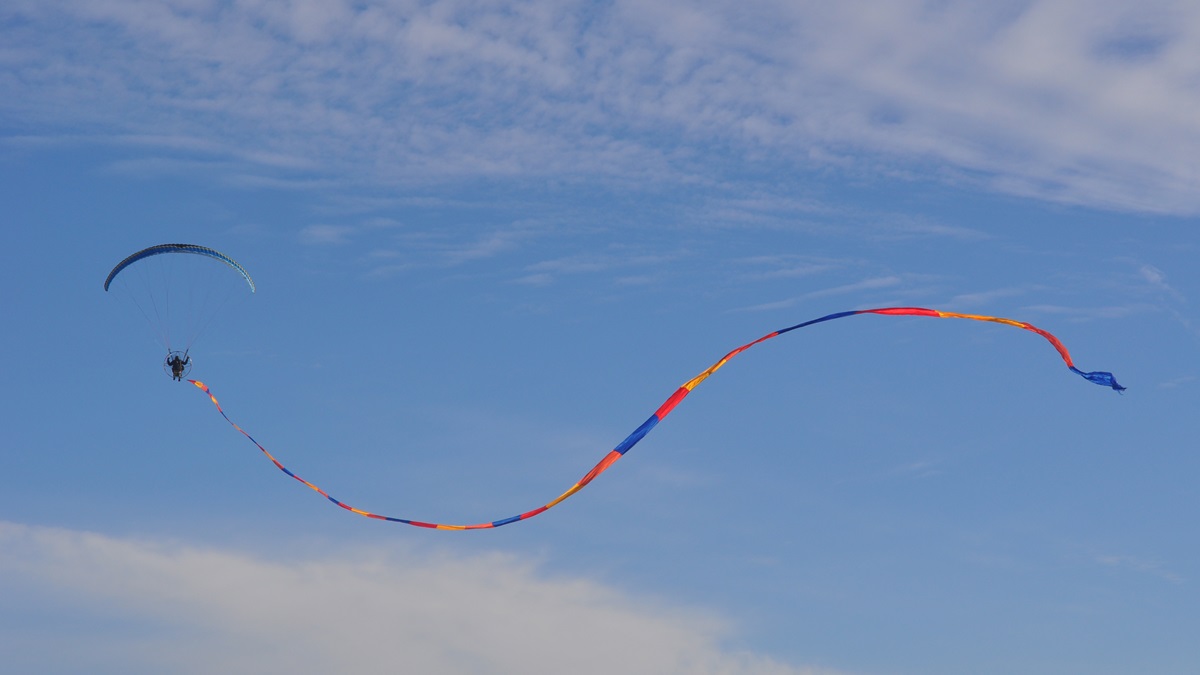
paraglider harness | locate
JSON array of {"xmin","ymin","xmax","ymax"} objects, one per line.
[{"xmin": 165, "ymin": 350, "xmax": 191, "ymax": 381}]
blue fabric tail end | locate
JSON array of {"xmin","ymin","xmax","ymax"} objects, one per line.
[{"xmin": 1071, "ymin": 367, "xmax": 1125, "ymax": 392}]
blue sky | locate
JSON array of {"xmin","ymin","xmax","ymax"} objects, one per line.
[{"xmin": 1, "ymin": 1, "xmax": 1197, "ymax": 673}]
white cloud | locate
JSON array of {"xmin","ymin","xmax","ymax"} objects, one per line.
[
  {"xmin": 0, "ymin": 521, "xmax": 836, "ymax": 675},
  {"xmin": 4, "ymin": 0, "xmax": 1200, "ymax": 212}
]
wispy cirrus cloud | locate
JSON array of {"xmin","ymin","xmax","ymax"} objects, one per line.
[
  {"xmin": 3, "ymin": 0, "xmax": 1199, "ymax": 213},
  {"xmin": 1021, "ymin": 303, "xmax": 1160, "ymax": 321},
  {"xmin": 1095, "ymin": 553, "xmax": 1184, "ymax": 584},
  {"xmin": 737, "ymin": 275, "xmax": 909, "ymax": 312},
  {"xmin": 353, "ymin": 219, "xmax": 548, "ymax": 278},
  {"xmin": 945, "ymin": 286, "xmax": 1043, "ymax": 309},
  {"xmin": 299, "ymin": 224, "xmax": 355, "ymax": 245},
  {"xmin": 1138, "ymin": 264, "xmax": 1186, "ymax": 302},
  {"xmin": 516, "ymin": 250, "xmax": 686, "ymax": 285},
  {"xmin": 735, "ymin": 255, "xmax": 857, "ymax": 281},
  {"xmin": 0, "ymin": 521, "xmax": 837, "ymax": 675}
]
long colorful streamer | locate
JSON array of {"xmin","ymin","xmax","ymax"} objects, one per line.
[{"xmin": 192, "ymin": 307, "xmax": 1122, "ymax": 530}]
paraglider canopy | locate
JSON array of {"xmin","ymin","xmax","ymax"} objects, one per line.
[{"xmin": 104, "ymin": 244, "xmax": 255, "ymax": 293}]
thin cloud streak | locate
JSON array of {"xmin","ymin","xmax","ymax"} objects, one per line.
[
  {"xmin": 737, "ymin": 276, "xmax": 905, "ymax": 312},
  {"xmin": 946, "ymin": 286, "xmax": 1042, "ymax": 309},
  {"xmin": 1020, "ymin": 303, "xmax": 1160, "ymax": 321},
  {"xmin": 1095, "ymin": 553, "xmax": 1184, "ymax": 584},
  {"xmin": 299, "ymin": 224, "xmax": 355, "ymax": 245}
]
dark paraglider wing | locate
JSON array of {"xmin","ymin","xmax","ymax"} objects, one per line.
[{"xmin": 104, "ymin": 244, "xmax": 255, "ymax": 293}]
